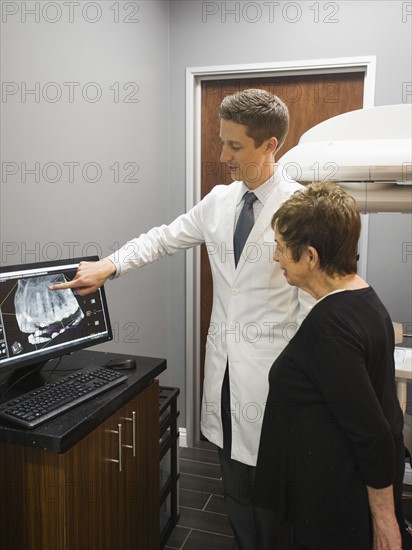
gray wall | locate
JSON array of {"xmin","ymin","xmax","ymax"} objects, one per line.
[
  {"xmin": 1, "ymin": 1, "xmax": 411, "ymax": 429},
  {"xmin": 0, "ymin": 2, "xmax": 173, "ymax": 380}
]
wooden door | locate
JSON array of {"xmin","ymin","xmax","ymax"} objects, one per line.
[{"xmin": 199, "ymin": 73, "xmax": 365, "ymax": 418}]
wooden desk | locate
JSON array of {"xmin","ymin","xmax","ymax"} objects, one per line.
[{"xmin": 0, "ymin": 349, "xmax": 166, "ymax": 550}]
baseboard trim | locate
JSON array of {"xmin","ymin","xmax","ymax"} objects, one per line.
[
  {"xmin": 405, "ymin": 462, "xmax": 412, "ymax": 485},
  {"xmin": 179, "ymin": 428, "xmax": 188, "ymax": 448}
]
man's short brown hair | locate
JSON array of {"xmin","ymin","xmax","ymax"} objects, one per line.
[{"xmin": 219, "ymin": 89, "xmax": 289, "ymax": 154}]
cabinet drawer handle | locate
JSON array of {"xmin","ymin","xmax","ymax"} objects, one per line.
[
  {"xmin": 106, "ymin": 423, "xmax": 123, "ymax": 472},
  {"xmin": 123, "ymin": 411, "xmax": 136, "ymax": 457}
]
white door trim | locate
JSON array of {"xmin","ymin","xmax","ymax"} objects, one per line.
[{"xmin": 185, "ymin": 56, "xmax": 376, "ymax": 446}]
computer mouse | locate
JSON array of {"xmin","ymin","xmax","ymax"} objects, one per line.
[{"xmin": 105, "ymin": 358, "xmax": 137, "ymax": 370}]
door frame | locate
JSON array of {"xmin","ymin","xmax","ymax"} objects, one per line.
[{"xmin": 184, "ymin": 56, "xmax": 376, "ymax": 446}]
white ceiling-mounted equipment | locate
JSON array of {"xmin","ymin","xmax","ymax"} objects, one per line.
[
  {"xmin": 279, "ymin": 104, "xmax": 412, "ymax": 213},
  {"xmin": 280, "ymin": 105, "xmax": 412, "ymax": 409}
]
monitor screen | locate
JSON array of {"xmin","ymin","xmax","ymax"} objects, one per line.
[{"xmin": 0, "ymin": 256, "xmax": 113, "ymax": 377}]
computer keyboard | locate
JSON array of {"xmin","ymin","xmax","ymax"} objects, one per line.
[{"xmin": 0, "ymin": 367, "xmax": 128, "ymax": 429}]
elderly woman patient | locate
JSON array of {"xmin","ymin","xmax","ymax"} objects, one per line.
[{"xmin": 253, "ymin": 182, "xmax": 411, "ymax": 550}]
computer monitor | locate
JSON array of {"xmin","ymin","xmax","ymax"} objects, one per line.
[{"xmin": 0, "ymin": 257, "xmax": 113, "ymax": 382}]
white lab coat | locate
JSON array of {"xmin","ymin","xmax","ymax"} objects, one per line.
[{"xmin": 110, "ymin": 169, "xmax": 313, "ymax": 466}]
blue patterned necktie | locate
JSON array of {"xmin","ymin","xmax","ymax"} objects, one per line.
[{"xmin": 234, "ymin": 192, "xmax": 258, "ymax": 267}]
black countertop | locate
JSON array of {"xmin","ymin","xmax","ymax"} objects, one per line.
[{"xmin": 0, "ymin": 349, "xmax": 166, "ymax": 453}]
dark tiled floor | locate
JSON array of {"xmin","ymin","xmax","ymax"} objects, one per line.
[
  {"xmin": 164, "ymin": 441, "xmax": 412, "ymax": 549},
  {"xmin": 165, "ymin": 440, "xmax": 234, "ymax": 550}
]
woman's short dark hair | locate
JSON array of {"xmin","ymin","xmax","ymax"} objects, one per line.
[
  {"xmin": 219, "ymin": 89, "xmax": 289, "ymax": 154},
  {"xmin": 271, "ymin": 182, "xmax": 361, "ymax": 277}
]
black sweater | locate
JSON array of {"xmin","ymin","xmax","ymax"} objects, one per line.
[{"xmin": 253, "ymin": 287, "xmax": 405, "ymax": 550}]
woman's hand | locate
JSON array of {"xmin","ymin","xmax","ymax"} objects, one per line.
[{"xmin": 372, "ymin": 517, "xmax": 402, "ymax": 549}]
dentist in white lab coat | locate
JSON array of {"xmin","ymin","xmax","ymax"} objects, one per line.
[{"xmin": 51, "ymin": 89, "xmax": 313, "ymax": 550}]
